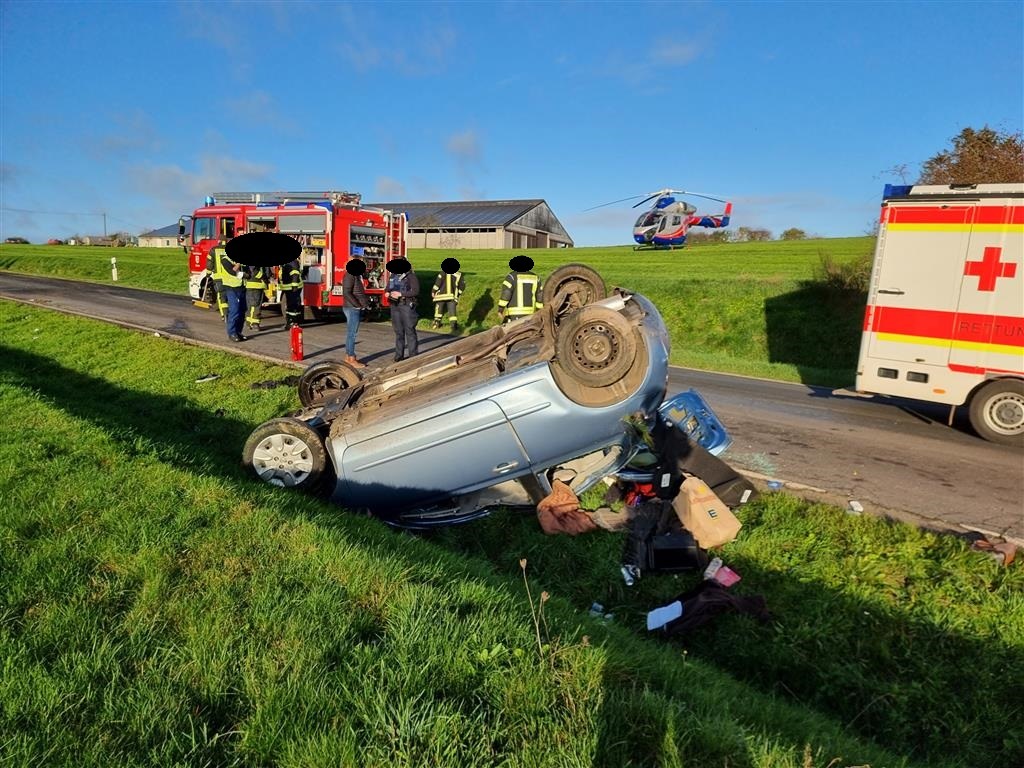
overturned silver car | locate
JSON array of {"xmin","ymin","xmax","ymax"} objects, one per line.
[{"xmin": 243, "ymin": 264, "xmax": 730, "ymax": 527}]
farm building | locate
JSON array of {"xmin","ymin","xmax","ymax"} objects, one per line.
[
  {"xmin": 138, "ymin": 224, "xmax": 180, "ymax": 248},
  {"xmin": 366, "ymin": 199, "xmax": 574, "ymax": 249}
]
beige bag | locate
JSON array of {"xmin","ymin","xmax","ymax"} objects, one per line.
[{"xmin": 672, "ymin": 475, "xmax": 742, "ymax": 549}]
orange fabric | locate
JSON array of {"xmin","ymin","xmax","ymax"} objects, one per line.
[{"xmin": 537, "ymin": 480, "xmax": 598, "ymax": 536}]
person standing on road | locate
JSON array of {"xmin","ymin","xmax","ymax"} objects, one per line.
[
  {"xmin": 216, "ymin": 237, "xmax": 248, "ymax": 342},
  {"xmin": 386, "ymin": 257, "xmax": 419, "ymax": 362},
  {"xmin": 431, "ymin": 257, "xmax": 465, "ymax": 332},
  {"xmin": 205, "ymin": 248, "xmax": 226, "ymax": 319},
  {"xmin": 244, "ymin": 264, "xmax": 269, "ymax": 332},
  {"xmin": 497, "ymin": 255, "xmax": 543, "ymax": 323},
  {"xmin": 279, "ymin": 258, "xmax": 304, "ymax": 330},
  {"xmin": 342, "ymin": 258, "xmax": 369, "ymax": 368}
]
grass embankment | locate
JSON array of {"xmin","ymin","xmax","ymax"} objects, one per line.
[
  {"xmin": 0, "ymin": 239, "xmax": 872, "ymax": 387},
  {"xmin": 2, "ymin": 301, "xmax": 1022, "ymax": 767}
]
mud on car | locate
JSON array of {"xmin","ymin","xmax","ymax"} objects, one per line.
[{"xmin": 242, "ymin": 264, "xmax": 729, "ymax": 528}]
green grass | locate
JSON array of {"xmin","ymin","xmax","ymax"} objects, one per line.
[
  {"xmin": 0, "ymin": 238, "xmax": 873, "ymax": 387},
  {"xmin": 2, "ymin": 301, "xmax": 1022, "ymax": 767}
]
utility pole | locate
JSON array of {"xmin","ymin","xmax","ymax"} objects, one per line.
[{"xmin": 103, "ymin": 212, "xmax": 107, "ymax": 236}]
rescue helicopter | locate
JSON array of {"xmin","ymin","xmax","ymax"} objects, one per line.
[{"xmin": 588, "ymin": 188, "xmax": 733, "ymax": 249}]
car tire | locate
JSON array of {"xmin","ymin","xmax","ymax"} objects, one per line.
[
  {"xmin": 546, "ymin": 263, "xmax": 606, "ymax": 316},
  {"xmin": 242, "ymin": 418, "xmax": 330, "ymax": 492},
  {"xmin": 555, "ymin": 305, "xmax": 637, "ymax": 387},
  {"xmin": 968, "ymin": 378, "xmax": 1024, "ymax": 445},
  {"xmin": 298, "ymin": 360, "xmax": 363, "ymax": 407}
]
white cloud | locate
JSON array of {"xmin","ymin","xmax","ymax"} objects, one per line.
[
  {"xmin": 126, "ymin": 155, "xmax": 275, "ymax": 211},
  {"xmin": 228, "ymin": 91, "xmax": 302, "ymax": 137},
  {"xmin": 651, "ymin": 41, "xmax": 701, "ymax": 65},
  {"xmin": 374, "ymin": 176, "xmax": 407, "ymax": 199}
]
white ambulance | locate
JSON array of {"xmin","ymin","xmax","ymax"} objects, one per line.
[{"xmin": 856, "ymin": 183, "xmax": 1023, "ymax": 445}]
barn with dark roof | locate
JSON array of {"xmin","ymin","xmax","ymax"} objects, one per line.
[{"xmin": 366, "ymin": 199, "xmax": 573, "ymax": 249}]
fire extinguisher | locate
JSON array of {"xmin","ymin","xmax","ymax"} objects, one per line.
[{"xmin": 290, "ymin": 324, "xmax": 304, "ymax": 361}]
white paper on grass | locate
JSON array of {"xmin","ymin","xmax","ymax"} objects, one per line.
[{"xmin": 646, "ymin": 600, "xmax": 683, "ymax": 631}]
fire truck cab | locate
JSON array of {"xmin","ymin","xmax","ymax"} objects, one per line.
[
  {"xmin": 179, "ymin": 190, "xmax": 407, "ymax": 319},
  {"xmin": 856, "ymin": 183, "xmax": 1023, "ymax": 444}
]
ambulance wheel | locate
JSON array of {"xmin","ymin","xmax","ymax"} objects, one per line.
[
  {"xmin": 554, "ymin": 305, "xmax": 637, "ymax": 388},
  {"xmin": 298, "ymin": 360, "xmax": 363, "ymax": 407},
  {"xmin": 968, "ymin": 379, "xmax": 1024, "ymax": 445},
  {"xmin": 243, "ymin": 418, "xmax": 329, "ymax": 492},
  {"xmin": 547, "ymin": 263, "xmax": 606, "ymax": 317}
]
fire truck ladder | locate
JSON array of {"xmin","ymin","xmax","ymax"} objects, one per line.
[
  {"xmin": 387, "ymin": 213, "xmax": 407, "ymax": 259},
  {"xmin": 209, "ymin": 191, "xmax": 362, "ymax": 206}
]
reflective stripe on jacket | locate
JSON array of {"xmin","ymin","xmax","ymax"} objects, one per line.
[
  {"xmin": 243, "ymin": 265, "xmax": 268, "ymax": 289},
  {"xmin": 432, "ymin": 272, "xmax": 464, "ymax": 301},
  {"xmin": 498, "ymin": 272, "xmax": 543, "ymax": 315},
  {"xmin": 279, "ymin": 261, "xmax": 303, "ymax": 291}
]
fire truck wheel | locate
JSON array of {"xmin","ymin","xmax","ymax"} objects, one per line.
[
  {"xmin": 298, "ymin": 360, "xmax": 363, "ymax": 407},
  {"xmin": 243, "ymin": 418, "xmax": 330, "ymax": 493},
  {"xmin": 554, "ymin": 305, "xmax": 638, "ymax": 388},
  {"xmin": 546, "ymin": 263, "xmax": 606, "ymax": 317},
  {"xmin": 968, "ymin": 379, "xmax": 1024, "ymax": 445}
]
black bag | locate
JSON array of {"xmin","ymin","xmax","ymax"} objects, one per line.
[
  {"xmin": 651, "ymin": 419, "xmax": 759, "ymax": 508},
  {"xmin": 622, "ymin": 501, "xmax": 707, "ymax": 574}
]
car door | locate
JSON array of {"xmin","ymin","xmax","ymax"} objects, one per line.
[{"xmin": 338, "ymin": 399, "xmax": 529, "ymax": 507}]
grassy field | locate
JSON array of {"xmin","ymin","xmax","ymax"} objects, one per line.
[
  {"xmin": 0, "ymin": 238, "xmax": 873, "ymax": 387},
  {"xmin": 2, "ymin": 301, "xmax": 1022, "ymax": 767}
]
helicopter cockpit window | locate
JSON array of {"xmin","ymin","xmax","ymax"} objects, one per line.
[
  {"xmin": 671, "ymin": 215, "xmax": 682, "ymax": 226},
  {"xmin": 635, "ymin": 212, "xmax": 660, "ymax": 227}
]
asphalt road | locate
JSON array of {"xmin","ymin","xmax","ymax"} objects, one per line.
[{"xmin": 2, "ymin": 271, "xmax": 1021, "ymax": 543}]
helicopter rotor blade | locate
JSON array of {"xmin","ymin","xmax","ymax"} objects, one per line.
[
  {"xmin": 583, "ymin": 194, "xmax": 646, "ymax": 212},
  {"xmin": 678, "ymin": 190, "xmax": 730, "ymax": 204}
]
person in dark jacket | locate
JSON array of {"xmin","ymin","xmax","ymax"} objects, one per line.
[
  {"xmin": 498, "ymin": 254, "xmax": 543, "ymax": 323},
  {"xmin": 342, "ymin": 258, "xmax": 369, "ymax": 368},
  {"xmin": 386, "ymin": 257, "xmax": 419, "ymax": 362},
  {"xmin": 279, "ymin": 258, "xmax": 304, "ymax": 330}
]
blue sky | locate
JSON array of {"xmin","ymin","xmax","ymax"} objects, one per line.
[{"xmin": 2, "ymin": 0, "xmax": 1021, "ymax": 246}]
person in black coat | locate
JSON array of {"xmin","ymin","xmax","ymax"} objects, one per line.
[{"xmin": 385, "ymin": 258, "xmax": 419, "ymax": 362}]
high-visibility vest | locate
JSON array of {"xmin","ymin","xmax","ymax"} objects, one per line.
[
  {"xmin": 432, "ymin": 271, "xmax": 463, "ymax": 301},
  {"xmin": 498, "ymin": 272, "xmax": 543, "ymax": 316},
  {"xmin": 217, "ymin": 247, "xmax": 244, "ymax": 288}
]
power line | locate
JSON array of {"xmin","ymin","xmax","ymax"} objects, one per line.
[
  {"xmin": 1, "ymin": 207, "xmax": 145, "ymax": 232},
  {"xmin": 1, "ymin": 206, "xmax": 106, "ymax": 216}
]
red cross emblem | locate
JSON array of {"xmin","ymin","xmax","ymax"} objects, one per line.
[{"xmin": 964, "ymin": 246, "xmax": 1017, "ymax": 292}]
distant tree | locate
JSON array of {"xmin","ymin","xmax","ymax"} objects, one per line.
[
  {"xmin": 918, "ymin": 126, "xmax": 1024, "ymax": 184},
  {"xmin": 685, "ymin": 230, "xmax": 730, "ymax": 245},
  {"xmin": 738, "ymin": 228, "xmax": 772, "ymax": 242},
  {"xmin": 780, "ymin": 228, "xmax": 807, "ymax": 240}
]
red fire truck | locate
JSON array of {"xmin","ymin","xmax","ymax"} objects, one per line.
[
  {"xmin": 178, "ymin": 190, "xmax": 407, "ymax": 319},
  {"xmin": 856, "ymin": 183, "xmax": 1023, "ymax": 444}
]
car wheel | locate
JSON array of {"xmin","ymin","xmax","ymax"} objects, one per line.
[
  {"xmin": 298, "ymin": 360, "xmax": 363, "ymax": 407},
  {"xmin": 968, "ymin": 378, "xmax": 1024, "ymax": 445},
  {"xmin": 546, "ymin": 263, "xmax": 606, "ymax": 316},
  {"xmin": 555, "ymin": 305, "xmax": 637, "ymax": 387},
  {"xmin": 242, "ymin": 418, "xmax": 330, "ymax": 491}
]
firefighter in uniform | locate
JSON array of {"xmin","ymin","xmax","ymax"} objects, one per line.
[
  {"xmin": 279, "ymin": 258, "xmax": 304, "ymax": 330},
  {"xmin": 497, "ymin": 254, "xmax": 543, "ymax": 323},
  {"xmin": 215, "ymin": 238, "xmax": 247, "ymax": 342},
  {"xmin": 386, "ymin": 257, "xmax": 420, "ymax": 361},
  {"xmin": 244, "ymin": 264, "xmax": 269, "ymax": 332},
  {"xmin": 205, "ymin": 248, "xmax": 226, "ymax": 319},
  {"xmin": 431, "ymin": 257, "xmax": 465, "ymax": 331}
]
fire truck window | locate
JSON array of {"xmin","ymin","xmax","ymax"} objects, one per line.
[
  {"xmin": 193, "ymin": 217, "xmax": 216, "ymax": 241},
  {"xmin": 221, "ymin": 220, "xmax": 236, "ymax": 239}
]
